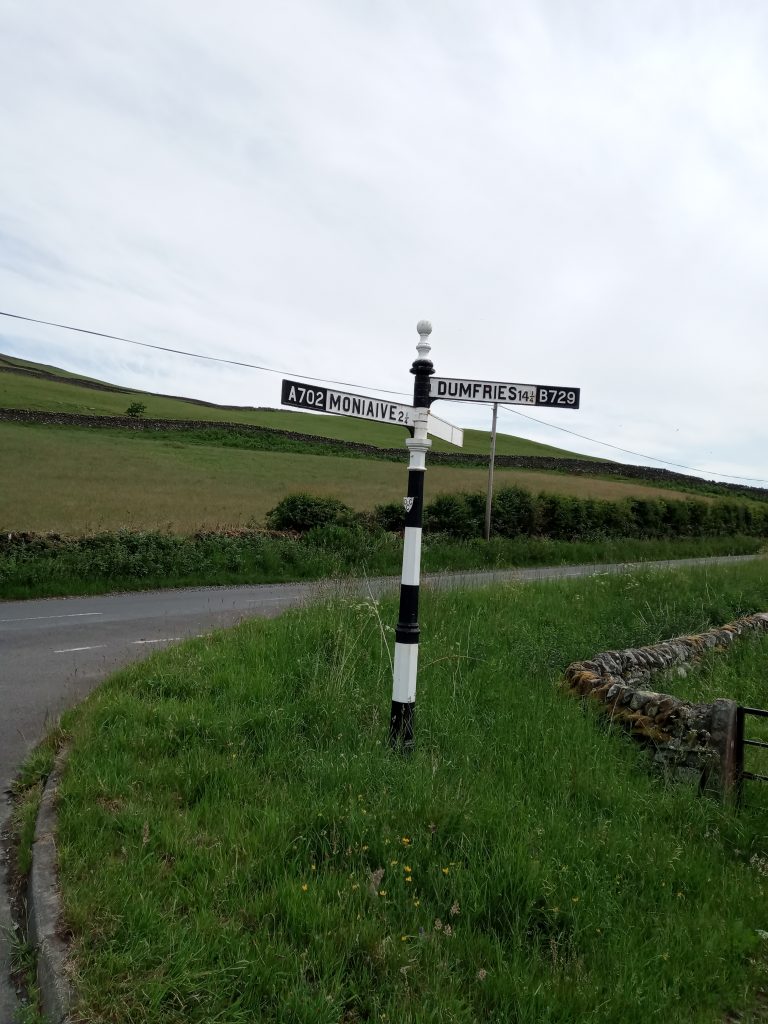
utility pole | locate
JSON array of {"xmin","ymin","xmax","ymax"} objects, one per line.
[
  {"xmin": 389, "ymin": 321, "xmax": 433, "ymax": 753},
  {"xmin": 484, "ymin": 402, "xmax": 499, "ymax": 541}
]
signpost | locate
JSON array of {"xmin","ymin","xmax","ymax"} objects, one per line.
[
  {"xmin": 389, "ymin": 321, "xmax": 433, "ymax": 752},
  {"xmin": 484, "ymin": 403, "xmax": 499, "ymax": 542},
  {"xmin": 281, "ymin": 322, "xmax": 580, "ymax": 753}
]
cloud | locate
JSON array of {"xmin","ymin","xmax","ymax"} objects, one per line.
[{"xmin": 1, "ymin": 0, "xmax": 766, "ymax": 482}]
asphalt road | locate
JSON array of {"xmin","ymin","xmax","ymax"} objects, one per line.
[{"xmin": 0, "ymin": 552, "xmax": 761, "ymax": 1017}]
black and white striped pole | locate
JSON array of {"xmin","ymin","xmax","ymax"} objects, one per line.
[{"xmin": 389, "ymin": 320, "xmax": 434, "ymax": 753}]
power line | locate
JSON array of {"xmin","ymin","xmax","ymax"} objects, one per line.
[
  {"xmin": 0, "ymin": 310, "xmax": 411, "ymax": 398},
  {"xmin": 499, "ymin": 404, "xmax": 768, "ymax": 485},
  {"xmin": 2, "ymin": 307, "xmax": 764, "ymax": 486}
]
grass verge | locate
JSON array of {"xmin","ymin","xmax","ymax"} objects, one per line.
[
  {"xmin": 9, "ymin": 732, "xmax": 61, "ymax": 881},
  {"xmin": 1, "ymin": 531, "xmax": 763, "ymax": 601},
  {"xmin": 53, "ymin": 561, "xmax": 768, "ymax": 1023},
  {"xmin": 7, "ymin": 936, "xmax": 44, "ymax": 1024}
]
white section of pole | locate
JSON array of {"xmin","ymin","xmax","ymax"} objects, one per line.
[
  {"xmin": 484, "ymin": 402, "xmax": 499, "ymax": 541},
  {"xmin": 405, "ymin": 436, "xmax": 429, "ymax": 469},
  {"xmin": 392, "ymin": 643, "xmax": 419, "ymax": 703},
  {"xmin": 401, "ymin": 526, "xmax": 423, "ymax": 586}
]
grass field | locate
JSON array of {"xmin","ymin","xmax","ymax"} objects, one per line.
[
  {"xmin": 0, "ymin": 422, "xmax": 722, "ymax": 534},
  {"xmin": 40, "ymin": 561, "xmax": 768, "ymax": 1023},
  {"xmin": 0, "ymin": 355, "xmax": 595, "ymax": 459}
]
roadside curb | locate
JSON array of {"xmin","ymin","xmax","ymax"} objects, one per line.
[{"xmin": 28, "ymin": 748, "xmax": 72, "ymax": 1024}]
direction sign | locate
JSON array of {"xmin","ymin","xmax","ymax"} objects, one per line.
[
  {"xmin": 280, "ymin": 379, "xmax": 463, "ymax": 446},
  {"xmin": 430, "ymin": 377, "xmax": 580, "ymax": 409},
  {"xmin": 282, "ymin": 379, "xmax": 414, "ymax": 426}
]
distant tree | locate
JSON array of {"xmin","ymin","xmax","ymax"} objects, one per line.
[{"xmin": 126, "ymin": 401, "xmax": 147, "ymax": 418}]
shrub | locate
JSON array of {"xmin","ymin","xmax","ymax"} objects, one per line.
[
  {"xmin": 491, "ymin": 486, "xmax": 536, "ymax": 538},
  {"xmin": 373, "ymin": 501, "xmax": 405, "ymax": 532},
  {"xmin": 125, "ymin": 401, "xmax": 147, "ymax": 418},
  {"xmin": 535, "ymin": 494, "xmax": 587, "ymax": 540},
  {"xmin": 424, "ymin": 493, "xmax": 481, "ymax": 538},
  {"xmin": 265, "ymin": 493, "xmax": 355, "ymax": 533}
]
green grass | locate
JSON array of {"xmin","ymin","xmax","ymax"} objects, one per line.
[
  {"xmin": 52, "ymin": 562, "xmax": 768, "ymax": 1023},
  {"xmin": 0, "ymin": 350, "xmax": 116, "ymax": 384},
  {"xmin": 0, "ymin": 355, "xmax": 595, "ymax": 458},
  {"xmin": 0, "ymin": 422, "xmax": 722, "ymax": 534},
  {"xmin": 8, "ymin": 937, "xmax": 44, "ymax": 1024}
]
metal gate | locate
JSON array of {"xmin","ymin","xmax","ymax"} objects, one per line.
[{"xmin": 736, "ymin": 706, "xmax": 768, "ymax": 798}]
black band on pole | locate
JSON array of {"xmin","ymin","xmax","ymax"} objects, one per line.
[
  {"xmin": 389, "ymin": 700, "xmax": 415, "ymax": 752},
  {"xmin": 411, "ymin": 358, "xmax": 435, "ymax": 406},
  {"xmin": 396, "ymin": 584, "xmax": 420, "ymax": 631},
  {"xmin": 404, "ymin": 469, "xmax": 424, "ymax": 528}
]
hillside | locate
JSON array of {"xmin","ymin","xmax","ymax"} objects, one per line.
[
  {"xmin": 2, "ymin": 420, "xmax": 726, "ymax": 534},
  {"xmin": 2, "ymin": 352, "xmax": 766, "ymax": 537},
  {"xmin": 0, "ymin": 351, "xmax": 595, "ymax": 459}
]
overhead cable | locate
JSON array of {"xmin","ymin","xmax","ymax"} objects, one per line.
[
  {"xmin": 0, "ymin": 310, "xmax": 411, "ymax": 398},
  {"xmin": 2, "ymin": 308, "xmax": 764, "ymax": 485},
  {"xmin": 500, "ymin": 404, "xmax": 768, "ymax": 485}
]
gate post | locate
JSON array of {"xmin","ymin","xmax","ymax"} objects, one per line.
[{"xmin": 710, "ymin": 698, "xmax": 740, "ymax": 802}]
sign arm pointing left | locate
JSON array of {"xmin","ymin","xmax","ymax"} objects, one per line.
[{"xmin": 280, "ymin": 379, "xmax": 463, "ymax": 445}]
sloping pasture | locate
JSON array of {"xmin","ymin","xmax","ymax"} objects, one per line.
[{"xmin": 1, "ymin": 422, "xmax": 719, "ymax": 534}]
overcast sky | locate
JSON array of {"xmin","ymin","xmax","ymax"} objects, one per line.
[{"xmin": 1, "ymin": 1, "xmax": 767, "ymax": 483}]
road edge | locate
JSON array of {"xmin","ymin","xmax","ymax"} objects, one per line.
[
  {"xmin": 28, "ymin": 747, "xmax": 72, "ymax": 1024},
  {"xmin": 0, "ymin": 795, "xmax": 20, "ymax": 1021}
]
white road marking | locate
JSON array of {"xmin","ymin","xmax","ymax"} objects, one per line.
[
  {"xmin": 54, "ymin": 645, "xmax": 107, "ymax": 654},
  {"xmin": 1, "ymin": 611, "xmax": 103, "ymax": 624},
  {"xmin": 132, "ymin": 638, "xmax": 183, "ymax": 645}
]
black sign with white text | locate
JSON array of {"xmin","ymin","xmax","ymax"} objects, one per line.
[{"xmin": 281, "ymin": 379, "xmax": 415, "ymax": 426}]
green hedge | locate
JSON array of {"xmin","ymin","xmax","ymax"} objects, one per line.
[{"xmin": 371, "ymin": 486, "xmax": 768, "ymax": 541}]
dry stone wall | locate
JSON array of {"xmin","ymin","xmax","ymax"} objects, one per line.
[{"xmin": 562, "ymin": 612, "xmax": 768, "ymax": 795}]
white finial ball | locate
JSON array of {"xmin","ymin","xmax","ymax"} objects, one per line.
[{"xmin": 417, "ymin": 320, "xmax": 432, "ymax": 336}]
